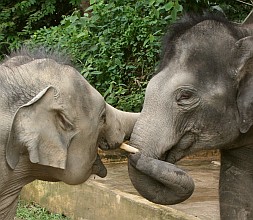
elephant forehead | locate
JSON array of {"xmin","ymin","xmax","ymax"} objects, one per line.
[
  {"xmin": 168, "ymin": 69, "xmax": 195, "ymax": 87},
  {"xmin": 204, "ymin": 83, "xmax": 227, "ymax": 102},
  {"xmin": 144, "ymin": 67, "xmax": 196, "ymax": 108},
  {"xmin": 154, "ymin": 65, "xmax": 196, "ymax": 90},
  {"xmin": 150, "ymin": 63, "xmax": 231, "ymax": 106}
]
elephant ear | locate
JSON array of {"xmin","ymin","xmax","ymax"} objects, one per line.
[
  {"xmin": 6, "ymin": 86, "xmax": 74, "ymax": 170},
  {"xmin": 236, "ymin": 36, "xmax": 253, "ymax": 133}
]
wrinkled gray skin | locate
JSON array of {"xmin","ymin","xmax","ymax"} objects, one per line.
[
  {"xmin": 0, "ymin": 51, "xmax": 138, "ymax": 219},
  {"xmin": 128, "ymin": 13, "xmax": 253, "ymax": 220}
]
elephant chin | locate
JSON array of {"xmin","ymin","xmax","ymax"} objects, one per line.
[
  {"xmin": 92, "ymin": 154, "xmax": 107, "ymax": 178},
  {"xmin": 128, "ymin": 153, "xmax": 195, "ymax": 205}
]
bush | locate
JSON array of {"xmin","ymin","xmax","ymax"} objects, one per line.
[
  {"xmin": 181, "ymin": 0, "xmax": 251, "ymax": 22},
  {"xmin": 25, "ymin": 0, "xmax": 183, "ymax": 112},
  {"xmin": 0, "ymin": 0, "xmax": 81, "ymax": 57}
]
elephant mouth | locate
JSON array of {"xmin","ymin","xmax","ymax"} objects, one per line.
[
  {"xmin": 121, "ymin": 131, "xmax": 195, "ymax": 165},
  {"xmin": 162, "ymin": 145, "xmax": 192, "ymax": 164},
  {"xmin": 163, "ymin": 132, "xmax": 196, "ymax": 164},
  {"xmin": 120, "ymin": 142, "xmax": 188, "ymax": 165},
  {"xmin": 92, "ymin": 154, "xmax": 107, "ymax": 178}
]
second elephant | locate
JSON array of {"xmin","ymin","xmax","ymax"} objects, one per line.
[{"xmin": 127, "ymin": 13, "xmax": 253, "ymax": 220}]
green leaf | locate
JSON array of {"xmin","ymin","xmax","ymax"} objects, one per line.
[
  {"xmin": 76, "ymin": 31, "xmax": 88, "ymax": 38},
  {"xmin": 149, "ymin": 34, "xmax": 155, "ymax": 42},
  {"xmin": 171, "ymin": 8, "xmax": 177, "ymax": 21},
  {"xmin": 90, "ymin": 0, "xmax": 96, "ymax": 5},
  {"xmin": 90, "ymin": 71, "xmax": 102, "ymax": 75},
  {"xmin": 164, "ymin": 2, "xmax": 174, "ymax": 11},
  {"xmin": 174, "ymin": 1, "xmax": 183, "ymax": 12},
  {"xmin": 149, "ymin": 0, "xmax": 155, "ymax": 5}
]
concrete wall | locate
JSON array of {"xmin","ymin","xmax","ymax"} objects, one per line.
[
  {"xmin": 20, "ymin": 150, "xmax": 219, "ymax": 220},
  {"xmin": 21, "ymin": 180, "xmax": 200, "ymax": 220}
]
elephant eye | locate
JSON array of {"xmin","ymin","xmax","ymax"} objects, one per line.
[
  {"xmin": 176, "ymin": 90, "xmax": 193, "ymax": 102},
  {"xmin": 175, "ymin": 88, "xmax": 199, "ymax": 107},
  {"xmin": 177, "ymin": 91, "xmax": 193, "ymax": 101},
  {"xmin": 57, "ymin": 112, "xmax": 74, "ymax": 131}
]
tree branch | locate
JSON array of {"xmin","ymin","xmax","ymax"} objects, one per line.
[{"xmin": 235, "ymin": 0, "xmax": 253, "ymax": 7}]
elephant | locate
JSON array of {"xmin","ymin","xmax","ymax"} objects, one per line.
[
  {"xmin": 125, "ymin": 13, "xmax": 253, "ymax": 220},
  {"xmin": 0, "ymin": 49, "xmax": 139, "ymax": 219}
]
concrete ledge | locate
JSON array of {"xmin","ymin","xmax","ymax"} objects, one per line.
[{"xmin": 21, "ymin": 180, "xmax": 200, "ymax": 220}]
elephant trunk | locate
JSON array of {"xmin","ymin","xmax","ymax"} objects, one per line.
[
  {"xmin": 127, "ymin": 150, "xmax": 195, "ymax": 205},
  {"xmin": 111, "ymin": 105, "xmax": 140, "ymax": 140},
  {"xmin": 100, "ymin": 104, "xmax": 139, "ymax": 150}
]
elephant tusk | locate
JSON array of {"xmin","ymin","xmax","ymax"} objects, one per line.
[{"xmin": 120, "ymin": 143, "xmax": 139, "ymax": 153}]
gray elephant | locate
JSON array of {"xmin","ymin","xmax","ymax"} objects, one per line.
[
  {"xmin": 125, "ymin": 13, "xmax": 253, "ymax": 220},
  {"xmin": 0, "ymin": 49, "xmax": 138, "ymax": 219}
]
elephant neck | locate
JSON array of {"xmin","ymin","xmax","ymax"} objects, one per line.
[
  {"xmin": 0, "ymin": 156, "xmax": 37, "ymax": 219},
  {"xmin": 221, "ymin": 146, "xmax": 253, "ymax": 170},
  {"xmin": 0, "ymin": 187, "xmax": 20, "ymax": 220},
  {"xmin": 233, "ymin": 127, "xmax": 253, "ymax": 150},
  {"xmin": 0, "ymin": 178, "xmax": 32, "ymax": 220},
  {"xmin": 220, "ymin": 146, "xmax": 253, "ymax": 218}
]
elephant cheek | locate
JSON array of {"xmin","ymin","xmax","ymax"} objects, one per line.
[
  {"xmin": 61, "ymin": 169, "xmax": 93, "ymax": 185},
  {"xmin": 60, "ymin": 143, "xmax": 98, "ymax": 184},
  {"xmin": 60, "ymin": 153, "xmax": 96, "ymax": 184}
]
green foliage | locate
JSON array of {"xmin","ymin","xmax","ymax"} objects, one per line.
[
  {"xmin": 181, "ymin": 0, "xmax": 252, "ymax": 22},
  {"xmin": 26, "ymin": 0, "xmax": 183, "ymax": 112},
  {"xmin": 0, "ymin": 0, "xmax": 81, "ymax": 57},
  {"xmin": 214, "ymin": 0, "xmax": 252, "ymax": 22},
  {"xmin": 0, "ymin": 0, "xmax": 252, "ymax": 112},
  {"xmin": 17, "ymin": 200, "xmax": 70, "ymax": 220}
]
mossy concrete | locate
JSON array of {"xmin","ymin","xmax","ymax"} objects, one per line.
[{"xmin": 20, "ymin": 180, "xmax": 199, "ymax": 220}]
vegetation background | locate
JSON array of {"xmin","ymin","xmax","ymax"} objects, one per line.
[
  {"xmin": 0, "ymin": 0, "xmax": 251, "ymax": 219},
  {"xmin": 0, "ymin": 0, "xmax": 252, "ymax": 112}
]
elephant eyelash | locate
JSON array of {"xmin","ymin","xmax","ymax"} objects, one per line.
[{"xmin": 57, "ymin": 112, "xmax": 74, "ymax": 131}]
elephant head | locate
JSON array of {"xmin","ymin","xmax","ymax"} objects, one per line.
[
  {"xmin": 3, "ymin": 54, "xmax": 138, "ymax": 185},
  {"xmin": 126, "ymin": 13, "xmax": 253, "ymax": 205}
]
